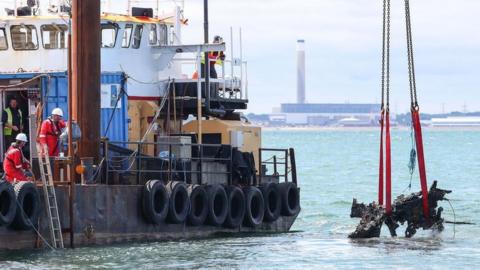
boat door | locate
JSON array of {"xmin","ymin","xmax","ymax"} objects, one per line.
[{"xmin": 0, "ymin": 77, "xmax": 42, "ymax": 162}]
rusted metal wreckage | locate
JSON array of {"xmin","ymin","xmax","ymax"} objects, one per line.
[{"xmin": 349, "ymin": 181, "xmax": 451, "ymax": 239}]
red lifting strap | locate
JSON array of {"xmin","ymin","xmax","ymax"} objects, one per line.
[
  {"xmin": 385, "ymin": 111, "xmax": 392, "ymax": 215},
  {"xmin": 378, "ymin": 110, "xmax": 385, "ymax": 206},
  {"xmin": 411, "ymin": 108, "xmax": 430, "ymax": 218}
]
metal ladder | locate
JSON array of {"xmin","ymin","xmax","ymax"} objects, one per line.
[{"xmin": 37, "ymin": 144, "xmax": 64, "ymax": 249}]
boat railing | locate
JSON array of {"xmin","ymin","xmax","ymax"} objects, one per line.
[
  {"xmin": 171, "ymin": 57, "xmax": 249, "ymax": 101},
  {"xmin": 258, "ymin": 148, "xmax": 298, "ymax": 186},
  {"xmin": 101, "ymin": 139, "xmax": 234, "ymax": 186}
]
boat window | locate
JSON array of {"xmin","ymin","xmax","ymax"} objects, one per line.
[
  {"xmin": 168, "ymin": 25, "xmax": 175, "ymax": 45},
  {"xmin": 101, "ymin": 23, "xmax": 118, "ymax": 48},
  {"xmin": 132, "ymin": 24, "xmax": 143, "ymax": 49},
  {"xmin": 149, "ymin": 24, "xmax": 157, "ymax": 45},
  {"xmin": 0, "ymin": 28, "xmax": 7, "ymax": 50},
  {"xmin": 158, "ymin": 24, "xmax": 168, "ymax": 46},
  {"xmin": 41, "ymin": 24, "xmax": 68, "ymax": 49},
  {"xmin": 10, "ymin": 25, "xmax": 39, "ymax": 50},
  {"xmin": 121, "ymin": 24, "xmax": 133, "ymax": 48}
]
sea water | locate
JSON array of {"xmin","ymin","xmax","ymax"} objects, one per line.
[{"xmin": 1, "ymin": 129, "xmax": 479, "ymax": 269}]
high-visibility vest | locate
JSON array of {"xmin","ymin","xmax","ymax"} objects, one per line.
[
  {"xmin": 4, "ymin": 107, "xmax": 22, "ymax": 136},
  {"xmin": 201, "ymin": 51, "xmax": 224, "ymax": 65}
]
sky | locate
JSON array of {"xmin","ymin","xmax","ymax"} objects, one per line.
[
  {"xmin": 3, "ymin": 0, "xmax": 479, "ymax": 114},
  {"xmin": 178, "ymin": 0, "xmax": 480, "ymax": 114}
]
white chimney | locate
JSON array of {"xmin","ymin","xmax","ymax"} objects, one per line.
[{"xmin": 296, "ymin": 39, "xmax": 306, "ymax": 104}]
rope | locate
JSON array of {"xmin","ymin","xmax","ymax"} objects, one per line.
[
  {"xmin": 403, "ymin": 124, "xmax": 416, "ymax": 192},
  {"xmin": 444, "ymin": 198, "xmax": 456, "ymax": 239},
  {"xmin": 110, "ymin": 80, "xmax": 172, "ymax": 173},
  {"xmin": 103, "ymin": 77, "xmax": 127, "ymax": 137},
  {"xmin": 0, "ymin": 73, "xmax": 51, "ymax": 89},
  {"xmin": 15, "ymin": 199, "xmax": 55, "ymax": 250}
]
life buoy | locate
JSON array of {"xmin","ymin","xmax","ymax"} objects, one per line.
[
  {"xmin": 224, "ymin": 186, "xmax": 245, "ymax": 229},
  {"xmin": 0, "ymin": 181, "xmax": 16, "ymax": 226},
  {"xmin": 279, "ymin": 182, "xmax": 300, "ymax": 216},
  {"xmin": 243, "ymin": 186, "xmax": 264, "ymax": 227},
  {"xmin": 206, "ymin": 184, "xmax": 228, "ymax": 226},
  {"xmin": 142, "ymin": 180, "xmax": 169, "ymax": 224},
  {"xmin": 259, "ymin": 182, "xmax": 281, "ymax": 222},
  {"xmin": 12, "ymin": 181, "xmax": 40, "ymax": 230},
  {"xmin": 187, "ymin": 184, "xmax": 208, "ymax": 226},
  {"xmin": 166, "ymin": 181, "xmax": 190, "ymax": 224}
]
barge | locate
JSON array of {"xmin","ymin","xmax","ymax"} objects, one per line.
[{"xmin": 0, "ymin": 0, "xmax": 300, "ymax": 250}]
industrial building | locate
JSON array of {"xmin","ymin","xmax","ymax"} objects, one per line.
[
  {"xmin": 268, "ymin": 40, "xmax": 381, "ymax": 126},
  {"xmin": 272, "ymin": 103, "xmax": 380, "ymax": 126}
]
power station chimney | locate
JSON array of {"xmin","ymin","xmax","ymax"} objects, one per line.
[{"xmin": 296, "ymin": 39, "xmax": 305, "ymax": 104}]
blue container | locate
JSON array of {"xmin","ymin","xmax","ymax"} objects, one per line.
[{"xmin": 0, "ymin": 72, "xmax": 129, "ymax": 142}]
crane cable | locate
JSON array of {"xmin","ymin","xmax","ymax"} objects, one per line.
[
  {"xmin": 404, "ymin": 0, "xmax": 429, "ymax": 219},
  {"xmin": 378, "ymin": 0, "xmax": 392, "ymax": 214}
]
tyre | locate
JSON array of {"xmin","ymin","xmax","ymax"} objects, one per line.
[
  {"xmin": 224, "ymin": 186, "xmax": 245, "ymax": 228},
  {"xmin": 243, "ymin": 186, "xmax": 265, "ymax": 227},
  {"xmin": 279, "ymin": 182, "xmax": 300, "ymax": 216},
  {"xmin": 0, "ymin": 181, "xmax": 16, "ymax": 226},
  {"xmin": 259, "ymin": 182, "xmax": 281, "ymax": 222},
  {"xmin": 142, "ymin": 179, "xmax": 169, "ymax": 224},
  {"xmin": 12, "ymin": 181, "xmax": 40, "ymax": 230},
  {"xmin": 187, "ymin": 185, "xmax": 208, "ymax": 226},
  {"xmin": 206, "ymin": 184, "xmax": 228, "ymax": 226},
  {"xmin": 166, "ymin": 181, "xmax": 190, "ymax": 224}
]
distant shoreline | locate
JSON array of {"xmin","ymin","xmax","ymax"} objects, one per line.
[{"xmin": 261, "ymin": 126, "xmax": 480, "ymax": 132}]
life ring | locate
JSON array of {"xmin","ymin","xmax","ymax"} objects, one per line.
[
  {"xmin": 243, "ymin": 186, "xmax": 265, "ymax": 227},
  {"xmin": 206, "ymin": 184, "xmax": 228, "ymax": 226},
  {"xmin": 0, "ymin": 181, "xmax": 16, "ymax": 226},
  {"xmin": 259, "ymin": 182, "xmax": 281, "ymax": 222},
  {"xmin": 166, "ymin": 181, "xmax": 190, "ymax": 224},
  {"xmin": 187, "ymin": 184, "xmax": 208, "ymax": 226},
  {"xmin": 224, "ymin": 186, "xmax": 245, "ymax": 228},
  {"xmin": 279, "ymin": 182, "xmax": 300, "ymax": 216},
  {"xmin": 12, "ymin": 181, "xmax": 40, "ymax": 230},
  {"xmin": 142, "ymin": 179, "xmax": 169, "ymax": 224}
]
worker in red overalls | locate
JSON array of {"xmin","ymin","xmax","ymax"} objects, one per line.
[
  {"xmin": 3, "ymin": 133, "xmax": 32, "ymax": 183},
  {"xmin": 38, "ymin": 108, "xmax": 66, "ymax": 157}
]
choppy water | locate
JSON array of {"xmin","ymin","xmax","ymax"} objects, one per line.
[{"xmin": 1, "ymin": 129, "xmax": 479, "ymax": 269}]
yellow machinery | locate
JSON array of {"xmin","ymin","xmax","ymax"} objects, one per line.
[{"xmin": 183, "ymin": 119, "xmax": 262, "ymax": 170}]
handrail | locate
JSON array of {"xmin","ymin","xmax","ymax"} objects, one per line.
[
  {"xmin": 258, "ymin": 148, "xmax": 297, "ymax": 186},
  {"xmin": 102, "ymin": 140, "xmax": 234, "ymax": 185}
]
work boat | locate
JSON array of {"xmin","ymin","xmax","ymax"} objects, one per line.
[{"xmin": 0, "ymin": 0, "xmax": 300, "ymax": 250}]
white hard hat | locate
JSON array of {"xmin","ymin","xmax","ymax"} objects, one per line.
[
  {"xmin": 52, "ymin": 108, "xmax": 64, "ymax": 117},
  {"xmin": 15, "ymin": 133, "xmax": 28, "ymax": 142}
]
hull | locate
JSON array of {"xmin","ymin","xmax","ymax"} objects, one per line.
[{"xmin": 0, "ymin": 185, "xmax": 298, "ymax": 251}]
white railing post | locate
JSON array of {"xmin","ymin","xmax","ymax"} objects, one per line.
[{"xmin": 244, "ymin": 61, "xmax": 248, "ymax": 100}]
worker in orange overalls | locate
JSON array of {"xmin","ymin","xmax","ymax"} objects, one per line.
[
  {"xmin": 3, "ymin": 133, "xmax": 32, "ymax": 183},
  {"xmin": 38, "ymin": 108, "xmax": 66, "ymax": 157}
]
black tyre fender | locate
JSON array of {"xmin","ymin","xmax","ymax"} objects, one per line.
[
  {"xmin": 224, "ymin": 186, "xmax": 245, "ymax": 228},
  {"xmin": 166, "ymin": 181, "xmax": 190, "ymax": 224},
  {"xmin": 243, "ymin": 186, "xmax": 265, "ymax": 227},
  {"xmin": 142, "ymin": 180, "xmax": 169, "ymax": 224},
  {"xmin": 259, "ymin": 182, "xmax": 281, "ymax": 222},
  {"xmin": 279, "ymin": 182, "xmax": 300, "ymax": 216},
  {"xmin": 187, "ymin": 184, "xmax": 208, "ymax": 226},
  {"xmin": 0, "ymin": 181, "xmax": 16, "ymax": 226},
  {"xmin": 12, "ymin": 181, "xmax": 40, "ymax": 230},
  {"xmin": 206, "ymin": 184, "xmax": 228, "ymax": 226}
]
